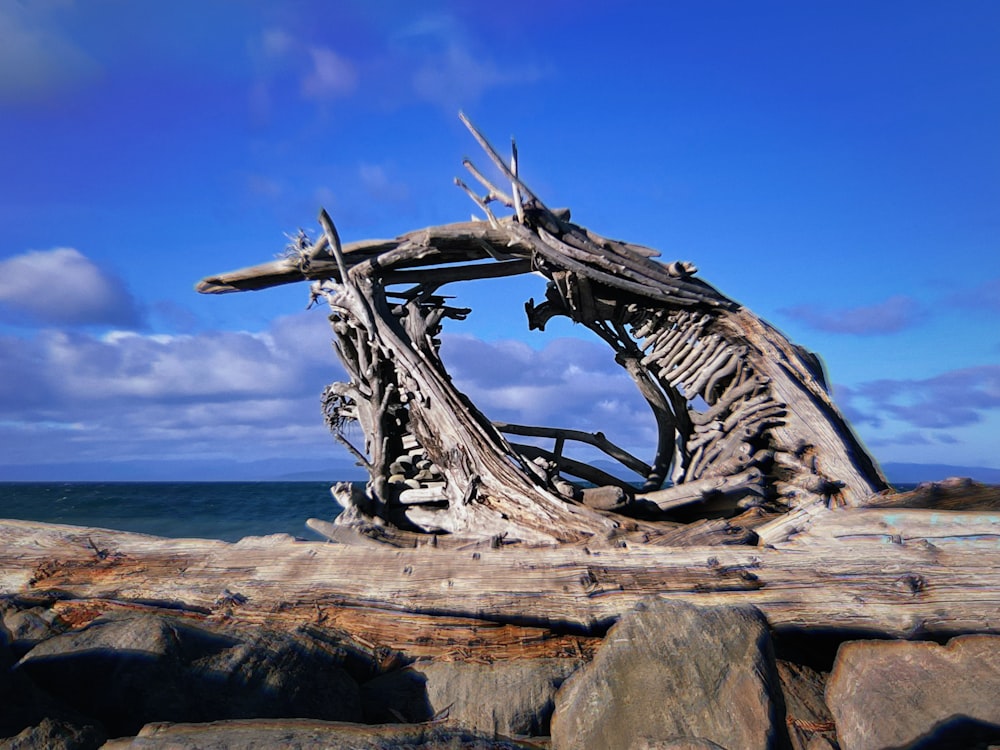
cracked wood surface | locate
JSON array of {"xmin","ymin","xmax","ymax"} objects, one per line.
[{"xmin": 3, "ymin": 511, "xmax": 998, "ymax": 647}]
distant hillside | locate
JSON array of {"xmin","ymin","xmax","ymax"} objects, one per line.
[
  {"xmin": 587, "ymin": 460, "xmax": 1000, "ymax": 487},
  {"xmin": 882, "ymin": 462, "xmax": 1000, "ymax": 485},
  {"xmin": 3, "ymin": 458, "xmax": 995, "ymax": 486},
  {"xmin": 0, "ymin": 457, "xmax": 367, "ymax": 483}
]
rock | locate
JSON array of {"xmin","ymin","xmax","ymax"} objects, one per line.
[
  {"xmin": 362, "ymin": 657, "xmax": 583, "ymax": 736},
  {"xmin": 550, "ymin": 599, "xmax": 785, "ymax": 750},
  {"xmin": 826, "ymin": 635, "xmax": 1000, "ymax": 750},
  {"xmin": 580, "ymin": 485, "xmax": 629, "ymax": 511},
  {"xmin": 14, "ymin": 613, "xmax": 360, "ymax": 738},
  {"xmin": 359, "ymin": 664, "xmax": 432, "ymax": 724},
  {"xmin": 776, "ymin": 661, "xmax": 837, "ymax": 750},
  {"xmin": 0, "ymin": 614, "xmax": 12, "ymax": 674},
  {"xmin": 2, "ymin": 606, "xmax": 64, "ymax": 654},
  {"xmin": 631, "ymin": 739, "xmax": 727, "ymax": 750},
  {"xmin": 1, "ymin": 614, "xmax": 103, "ymax": 746},
  {"xmin": 99, "ymin": 718, "xmax": 539, "ymax": 749},
  {"xmin": 0, "ymin": 717, "xmax": 104, "ymax": 750}
]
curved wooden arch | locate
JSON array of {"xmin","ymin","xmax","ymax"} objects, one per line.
[{"xmin": 198, "ymin": 116, "xmax": 888, "ymax": 545}]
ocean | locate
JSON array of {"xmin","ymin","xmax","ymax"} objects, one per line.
[{"xmin": 0, "ymin": 482, "xmax": 345, "ymax": 542}]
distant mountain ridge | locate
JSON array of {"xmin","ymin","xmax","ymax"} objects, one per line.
[
  {"xmin": 583, "ymin": 460, "xmax": 1000, "ymax": 487},
  {"xmin": 0, "ymin": 457, "xmax": 367, "ymax": 483},
  {"xmin": 0, "ymin": 459, "xmax": 996, "ymax": 485},
  {"xmin": 880, "ymin": 462, "xmax": 1000, "ymax": 485}
]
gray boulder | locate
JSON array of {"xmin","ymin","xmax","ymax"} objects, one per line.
[
  {"xmin": 1, "ymin": 605, "xmax": 64, "ymax": 654},
  {"xmin": 14, "ymin": 613, "xmax": 360, "ymax": 738},
  {"xmin": 826, "ymin": 635, "xmax": 1000, "ymax": 750},
  {"xmin": 550, "ymin": 599, "xmax": 785, "ymax": 750},
  {"xmin": 0, "ymin": 616, "xmax": 12, "ymax": 690},
  {"xmin": 0, "ymin": 717, "xmax": 103, "ymax": 750},
  {"xmin": 1, "ymin": 613, "xmax": 104, "ymax": 748},
  {"xmin": 362, "ymin": 657, "xmax": 583, "ymax": 735},
  {"xmin": 630, "ymin": 740, "xmax": 727, "ymax": 750},
  {"xmin": 99, "ymin": 719, "xmax": 540, "ymax": 749}
]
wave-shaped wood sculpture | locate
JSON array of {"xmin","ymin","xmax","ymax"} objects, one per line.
[{"xmin": 198, "ymin": 115, "xmax": 888, "ymax": 546}]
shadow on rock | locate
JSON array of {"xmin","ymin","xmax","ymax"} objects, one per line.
[{"xmin": 13, "ymin": 613, "xmax": 361, "ymax": 738}]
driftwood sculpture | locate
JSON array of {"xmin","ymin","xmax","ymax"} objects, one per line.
[
  {"xmin": 198, "ymin": 115, "xmax": 888, "ymax": 546},
  {"xmin": 3, "ymin": 123, "xmax": 999, "ymax": 748}
]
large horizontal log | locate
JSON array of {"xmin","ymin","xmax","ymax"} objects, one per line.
[{"xmin": 2, "ymin": 512, "xmax": 999, "ymax": 644}]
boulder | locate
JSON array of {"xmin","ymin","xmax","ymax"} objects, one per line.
[
  {"xmin": 826, "ymin": 635, "xmax": 1000, "ymax": 750},
  {"xmin": 0, "ymin": 615, "xmax": 12, "ymax": 679},
  {"xmin": 99, "ymin": 718, "xmax": 540, "ymax": 749},
  {"xmin": 549, "ymin": 599, "xmax": 785, "ymax": 750},
  {"xmin": 14, "ymin": 613, "xmax": 361, "ymax": 738},
  {"xmin": 630, "ymin": 739, "xmax": 727, "ymax": 750},
  {"xmin": 361, "ymin": 657, "xmax": 583, "ymax": 735},
  {"xmin": 1, "ymin": 613, "xmax": 104, "ymax": 748},
  {"xmin": 0, "ymin": 717, "xmax": 104, "ymax": 750},
  {"xmin": 1, "ymin": 605, "xmax": 64, "ymax": 656}
]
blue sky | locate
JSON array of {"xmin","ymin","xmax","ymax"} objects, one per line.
[{"xmin": 1, "ymin": 1, "xmax": 998, "ymax": 480}]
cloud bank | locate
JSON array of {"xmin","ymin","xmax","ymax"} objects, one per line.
[
  {"xmin": 0, "ymin": 248, "xmax": 143, "ymax": 327},
  {"xmin": 842, "ymin": 365, "xmax": 1000, "ymax": 430},
  {"xmin": 440, "ymin": 333, "xmax": 658, "ymax": 460},
  {"xmin": 0, "ymin": 308, "xmax": 339, "ymax": 471}
]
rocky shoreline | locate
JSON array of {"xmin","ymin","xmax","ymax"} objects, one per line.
[
  {"xmin": 3, "ymin": 478, "xmax": 1000, "ymax": 750},
  {"xmin": 4, "ymin": 594, "xmax": 1000, "ymax": 750}
]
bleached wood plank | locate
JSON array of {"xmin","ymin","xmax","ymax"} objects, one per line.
[{"xmin": 3, "ymin": 517, "xmax": 998, "ymax": 640}]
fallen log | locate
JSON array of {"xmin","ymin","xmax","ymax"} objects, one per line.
[{"xmin": 3, "ymin": 510, "xmax": 999, "ymax": 649}]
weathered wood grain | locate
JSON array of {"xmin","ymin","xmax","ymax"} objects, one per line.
[
  {"xmin": 193, "ymin": 116, "xmax": 890, "ymax": 545},
  {"xmin": 3, "ymin": 512, "xmax": 998, "ymax": 644}
]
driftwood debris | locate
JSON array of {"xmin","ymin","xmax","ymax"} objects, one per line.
[{"xmin": 197, "ymin": 115, "xmax": 888, "ymax": 546}]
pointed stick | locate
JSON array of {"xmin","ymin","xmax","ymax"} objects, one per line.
[
  {"xmin": 461, "ymin": 159, "xmax": 514, "ymax": 206},
  {"xmin": 453, "ymin": 177, "xmax": 499, "ymax": 228},
  {"xmin": 318, "ymin": 208, "xmax": 349, "ymax": 283},
  {"xmin": 459, "ymin": 112, "xmax": 544, "ymax": 210},
  {"xmin": 510, "ymin": 137, "xmax": 525, "ymax": 224}
]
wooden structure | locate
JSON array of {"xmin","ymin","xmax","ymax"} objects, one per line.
[
  {"xmin": 198, "ymin": 115, "xmax": 887, "ymax": 546},
  {"xmin": 2, "ymin": 120, "xmax": 998, "ymax": 667}
]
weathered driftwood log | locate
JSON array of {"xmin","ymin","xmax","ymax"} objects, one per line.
[
  {"xmin": 197, "ymin": 115, "xmax": 888, "ymax": 545},
  {"xmin": 2, "ymin": 507, "xmax": 998, "ymax": 652}
]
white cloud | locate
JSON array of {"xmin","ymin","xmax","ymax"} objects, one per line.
[
  {"xmin": 412, "ymin": 44, "xmax": 533, "ymax": 109},
  {"xmin": 0, "ymin": 313, "xmax": 664, "ymax": 475},
  {"xmin": 0, "ymin": 309, "xmax": 339, "ymax": 467},
  {"xmin": 390, "ymin": 13, "xmax": 545, "ymax": 110},
  {"xmin": 0, "ymin": 248, "xmax": 143, "ymax": 327},
  {"xmin": 301, "ymin": 46, "xmax": 358, "ymax": 100},
  {"xmin": 0, "ymin": 3, "xmax": 99, "ymax": 103},
  {"xmin": 249, "ymin": 29, "xmax": 358, "ymax": 118},
  {"xmin": 439, "ymin": 333, "xmax": 657, "ymax": 458}
]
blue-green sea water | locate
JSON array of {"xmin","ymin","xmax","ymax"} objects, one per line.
[{"xmin": 0, "ymin": 482, "xmax": 345, "ymax": 542}]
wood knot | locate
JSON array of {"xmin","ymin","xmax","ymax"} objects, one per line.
[
  {"xmin": 895, "ymin": 573, "xmax": 927, "ymax": 595},
  {"xmin": 215, "ymin": 589, "xmax": 248, "ymax": 607}
]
